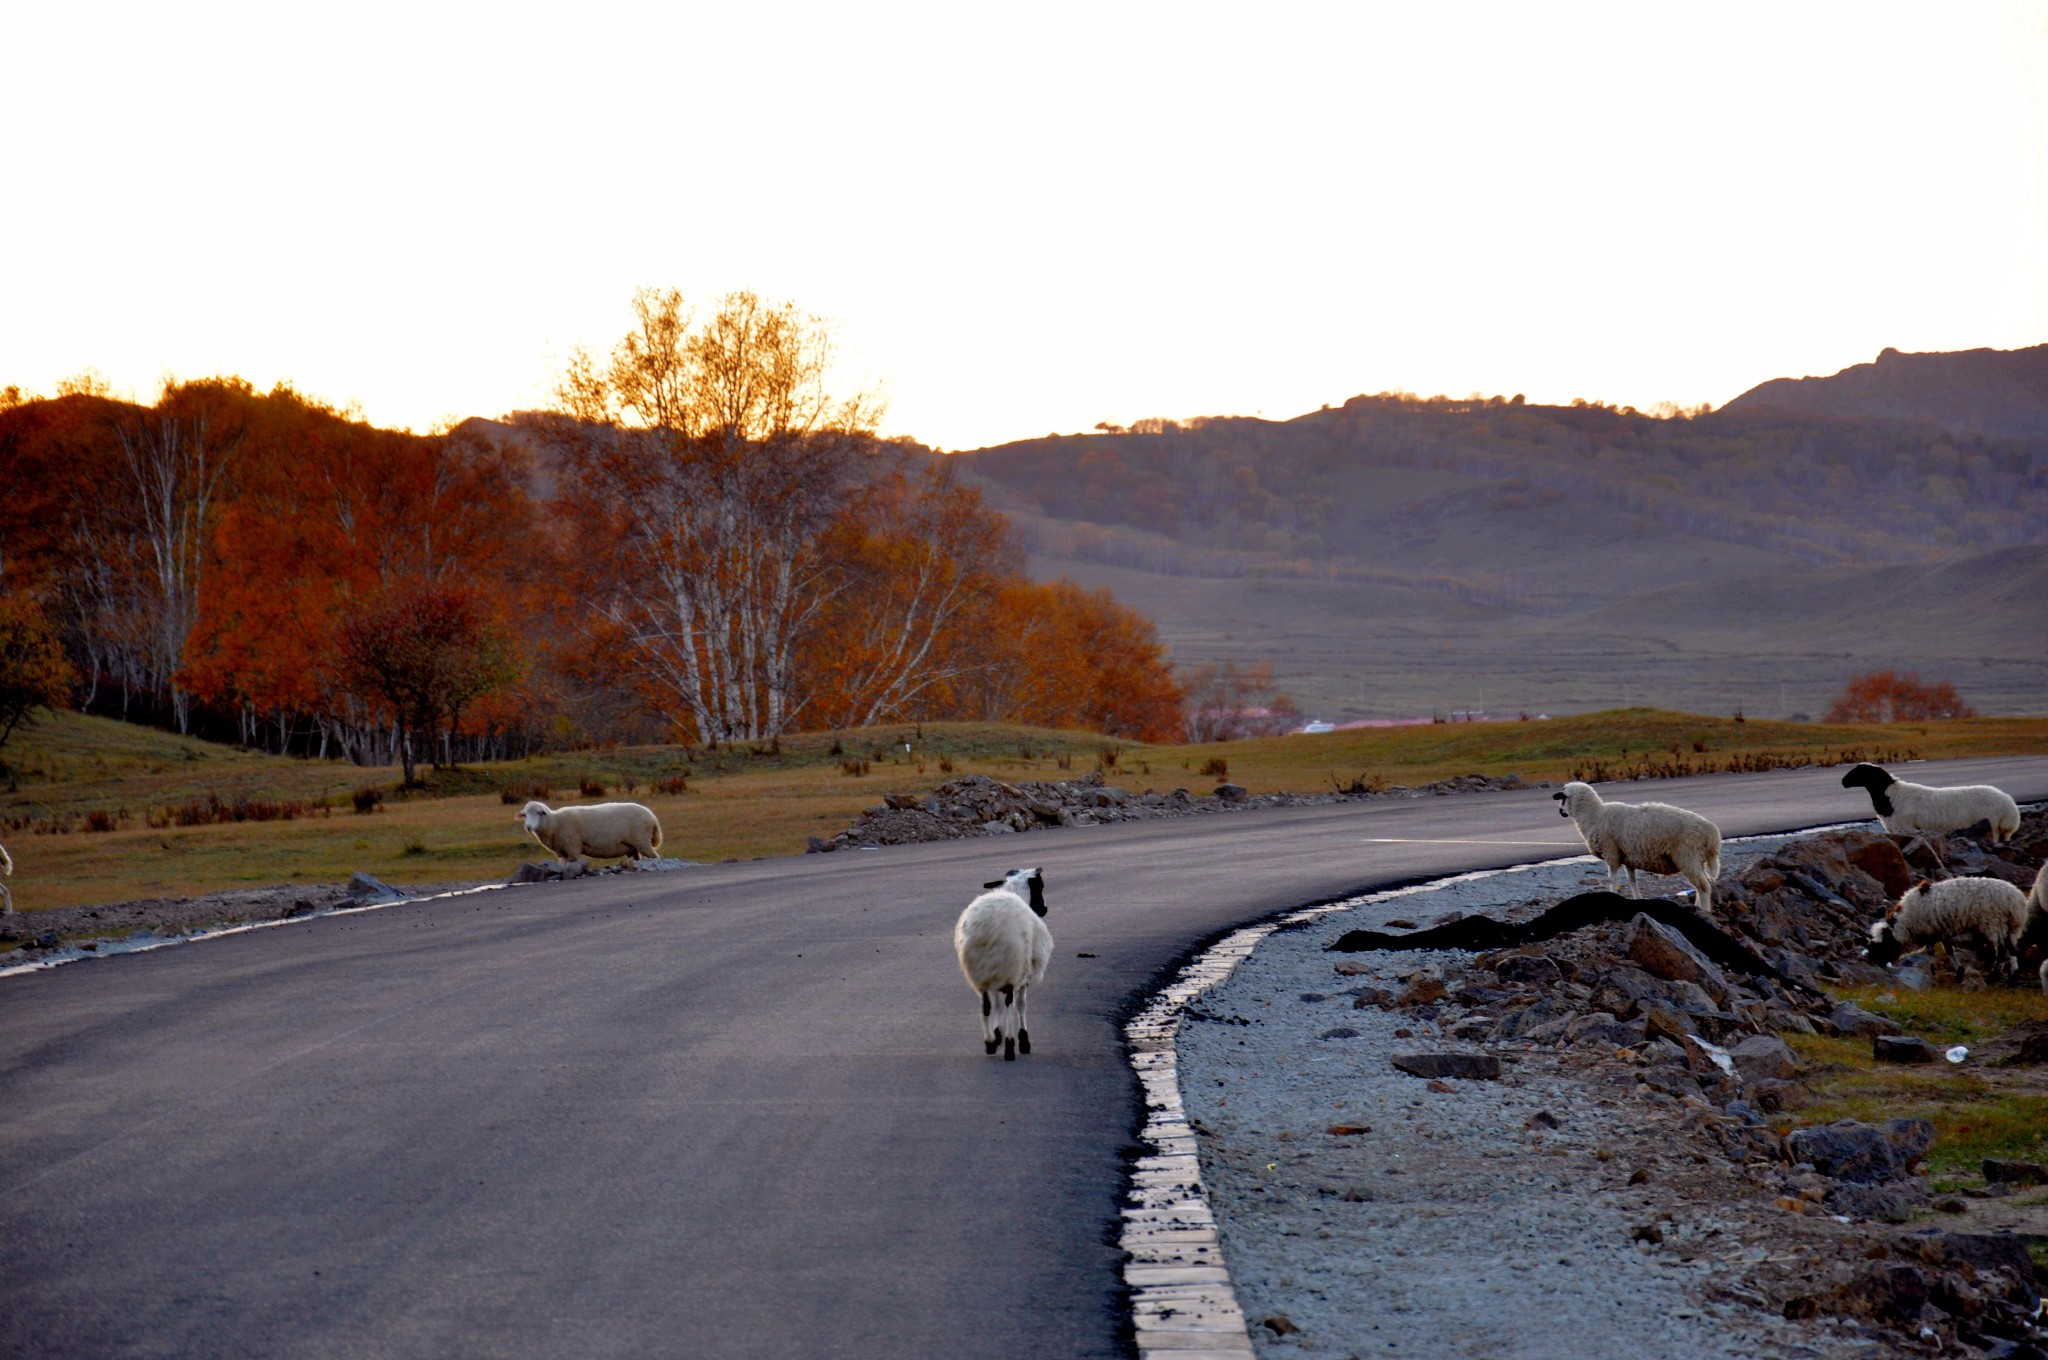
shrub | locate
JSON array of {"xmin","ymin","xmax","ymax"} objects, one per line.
[
  {"xmin": 841, "ymin": 759, "xmax": 870, "ymax": 777},
  {"xmin": 1826, "ymin": 671, "xmax": 1976, "ymax": 723},
  {"xmin": 401, "ymin": 837, "xmax": 427, "ymax": 856},
  {"xmin": 1199, "ymin": 756, "xmax": 1229, "ymax": 779},
  {"xmin": 352, "ymin": 786, "xmax": 385, "ymax": 814},
  {"xmin": 577, "ymin": 776, "xmax": 607, "ymax": 798},
  {"xmin": 653, "ymin": 774, "xmax": 690, "ymax": 795},
  {"xmin": 498, "ymin": 779, "xmax": 553, "ymax": 806},
  {"xmin": 83, "ymin": 808, "xmax": 124, "ymax": 833},
  {"xmin": 937, "ymin": 756, "xmax": 955, "ymax": 774}
]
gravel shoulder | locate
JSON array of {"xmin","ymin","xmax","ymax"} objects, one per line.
[{"xmin": 1172, "ymin": 836, "xmax": 2032, "ymax": 1359}]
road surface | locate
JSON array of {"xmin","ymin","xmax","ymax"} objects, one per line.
[{"xmin": 4, "ymin": 757, "xmax": 2045, "ymax": 1358}]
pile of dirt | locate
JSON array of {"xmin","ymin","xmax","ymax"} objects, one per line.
[{"xmin": 807, "ymin": 769, "xmax": 1543, "ymax": 851}]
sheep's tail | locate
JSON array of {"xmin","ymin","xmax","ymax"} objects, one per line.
[{"xmin": 650, "ymin": 818, "xmax": 663, "ymax": 853}]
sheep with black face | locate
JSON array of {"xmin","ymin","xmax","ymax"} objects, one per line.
[
  {"xmin": 954, "ymin": 867, "xmax": 1052, "ymax": 1061},
  {"xmin": 1840, "ymin": 763, "xmax": 2019, "ymax": 860}
]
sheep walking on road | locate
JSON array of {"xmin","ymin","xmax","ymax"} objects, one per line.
[
  {"xmin": 955, "ymin": 867, "xmax": 1052, "ymax": 1061},
  {"xmin": 1867, "ymin": 875, "xmax": 2032, "ymax": 980},
  {"xmin": 1840, "ymin": 763, "xmax": 2019, "ymax": 863},
  {"xmin": 1551, "ymin": 781, "xmax": 1723, "ymax": 915},
  {"xmin": 516, "ymin": 801, "xmax": 663, "ymax": 866}
]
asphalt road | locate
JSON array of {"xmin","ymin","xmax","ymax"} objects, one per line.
[{"xmin": 4, "ymin": 757, "xmax": 2046, "ymax": 1359}]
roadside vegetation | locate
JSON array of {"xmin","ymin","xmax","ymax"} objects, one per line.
[
  {"xmin": 4, "ymin": 707, "xmax": 2045, "ymax": 913},
  {"xmin": 1783, "ymin": 984, "xmax": 2048, "ymax": 1182}
]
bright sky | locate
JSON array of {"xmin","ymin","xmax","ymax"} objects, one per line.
[{"xmin": 5, "ymin": 2, "xmax": 2044, "ymax": 450}]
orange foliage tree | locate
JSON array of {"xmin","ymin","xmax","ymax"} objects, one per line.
[
  {"xmin": 1823, "ymin": 671, "xmax": 1976, "ymax": 723},
  {"xmin": 0, "ymin": 591, "xmax": 75, "ymax": 755},
  {"xmin": 1181, "ymin": 660, "xmax": 1302, "ymax": 742}
]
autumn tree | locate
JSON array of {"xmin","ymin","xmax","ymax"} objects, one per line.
[
  {"xmin": 113, "ymin": 379, "xmax": 250, "ymax": 731},
  {"xmin": 337, "ymin": 586, "xmax": 517, "ymax": 784},
  {"xmin": 964, "ymin": 579, "xmax": 1184, "ymax": 742},
  {"xmin": 1180, "ymin": 660, "xmax": 1302, "ymax": 742},
  {"xmin": 800, "ymin": 460, "xmax": 1021, "ymax": 730},
  {"xmin": 1824, "ymin": 671, "xmax": 1976, "ymax": 723},
  {"xmin": 0, "ymin": 592, "xmax": 75, "ymax": 757},
  {"xmin": 537, "ymin": 288, "xmax": 882, "ymax": 743}
]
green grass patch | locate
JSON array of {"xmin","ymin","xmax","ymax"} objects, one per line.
[{"xmin": 1781, "ymin": 984, "xmax": 2048, "ymax": 1176}]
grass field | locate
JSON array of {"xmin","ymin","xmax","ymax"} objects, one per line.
[{"xmin": 3, "ymin": 707, "xmax": 2046, "ymax": 912}]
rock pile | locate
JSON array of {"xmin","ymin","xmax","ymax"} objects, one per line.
[
  {"xmin": 808, "ymin": 770, "xmax": 1541, "ymax": 852},
  {"xmin": 1332, "ymin": 810, "xmax": 2048, "ymax": 1350}
]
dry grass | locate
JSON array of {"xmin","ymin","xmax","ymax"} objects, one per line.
[{"xmin": 3, "ymin": 707, "xmax": 2045, "ymax": 912}]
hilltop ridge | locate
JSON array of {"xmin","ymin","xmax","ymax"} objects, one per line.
[{"xmin": 1720, "ymin": 343, "xmax": 2048, "ymax": 438}]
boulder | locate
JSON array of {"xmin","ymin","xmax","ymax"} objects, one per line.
[
  {"xmin": 1639, "ymin": 999, "xmax": 1697, "ymax": 1044},
  {"xmin": 1213, "ymin": 782, "xmax": 1248, "ymax": 802},
  {"xmin": 1784, "ymin": 1118, "xmax": 1935, "ymax": 1183},
  {"xmin": 1751, "ymin": 1079, "xmax": 1813, "ymax": 1113},
  {"xmin": 1874, "ymin": 1034, "xmax": 1937, "ymax": 1064},
  {"xmin": 1982, "ymin": 1159, "xmax": 2048, "ymax": 1186},
  {"xmin": 1846, "ymin": 838, "xmax": 1915, "ymax": 898},
  {"xmin": 1391, "ymin": 1052, "xmax": 1501, "ymax": 1080},
  {"xmin": 1496, "ymin": 953, "xmax": 1563, "ymax": 987},
  {"xmin": 1825, "ymin": 1180, "xmax": 1928, "ymax": 1224},
  {"xmin": 1827, "ymin": 1001, "xmax": 1903, "ymax": 1037},
  {"xmin": 1729, "ymin": 1034, "xmax": 1802, "ymax": 1082},
  {"xmin": 348, "ymin": 871, "xmax": 407, "ymax": 902},
  {"xmin": 1627, "ymin": 914, "xmax": 1729, "ymax": 999}
]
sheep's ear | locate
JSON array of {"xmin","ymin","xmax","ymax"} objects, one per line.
[
  {"xmin": 982, "ymin": 879, "xmax": 1005, "ymax": 891},
  {"xmin": 1914, "ymin": 879, "xmax": 1932, "ymax": 892},
  {"xmin": 1551, "ymin": 791, "xmax": 1566, "ymax": 801},
  {"xmin": 1028, "ymin": 875, "xmax": 1047, "ymax": 917}
]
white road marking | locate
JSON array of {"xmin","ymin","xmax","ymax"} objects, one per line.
[{"xmin": 1357, "ymin": 837, "xmax": 1583, "ymax": 847}]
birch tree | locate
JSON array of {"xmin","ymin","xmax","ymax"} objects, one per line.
[
  {"xmin": 545, "ymin": 288, "xmax": 881, "ymax": 743},
  {"xmin": 114, "ymin": 381, "xmax": 247, "ymax": 731}
]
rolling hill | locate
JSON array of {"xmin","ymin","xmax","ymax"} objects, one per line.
[{"xmin": 952, "ymin": 347, "xmax": 2048, "ymax": 721}]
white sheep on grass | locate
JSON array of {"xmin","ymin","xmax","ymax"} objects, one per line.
[
  {"xmin": 1866, "ymin": 874, "xmax": 2032, "ymax": 980},
  {"xmin": 1552, "ymin": 781, "xmax": 1723, "ymax": 915},
  {"xmin": 516, "ymin": 800, "xmax": 663, "ymax": 866},
  {"xmin": 955, "ymin": 866, "xmax": 1052, "ymax": 1061},
  {"xmin": 1840, "ymin": 763, "xmax": 2019, "ymax": 862}
]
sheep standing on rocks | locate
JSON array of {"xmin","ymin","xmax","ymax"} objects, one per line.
[
  {"xmin": 1551, "ymin": 782, "xmax": 1723, "ymax": 915},
  {"xmin": 1840, "ymin": 763, "xmax": 2019, "ymax": 859},
  {"xmin": 954, "ymin": 867, "xmax": 1052, "ymax": 1061},
  {"xmin": 1866, "ymin": 875, "xmax": 2032, "ymax": 979},
  {"xmin": 516, "ymin": 800, "xmax": 662, "ymax": 866}
]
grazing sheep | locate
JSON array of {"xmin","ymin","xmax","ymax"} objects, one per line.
[
  {"xmin": 0, "ymin": 841, "xmax": 10, "ymax": 915},
  {"xmin": 1866, "ymin": 875, "xmax": 2031, "ymax": 977},
  {"xmin": 1840, "ymin": 763, "xmax": 2019, "ymax": 860},
  {"xmin": 516, "ymin": 800, "xmax": 662, "ymax": 865},
  {"xmin": 1552, "ymin": 782, "xmax": 1723, "ymax": 915},
  {"xmin": 954, "ymin": 866, "xmax": 1052, "ymax": 1061}
]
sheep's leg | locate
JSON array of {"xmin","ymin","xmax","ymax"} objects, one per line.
[
  {"xmin": 1623, "ymin": 864, "xmax": 1640, "ymax": 899},
  {"xmin": 1001, "ymin": 982, "xmax": 1018, "ymax": 1061},
  {"xmin": 0, "ymin": 881, "xmax": 9, "ymax": 915},
  {"xmin": 1692, "ymin": 876, "xmax": 1713, "ymax": 916},
  {"xmin": 981, "ymin": 991, "xmax": 998, "ymax": 1054},
  {"xmin": 1016, "ymin": 985, "xmax": 1032, "ymax": 1056}
]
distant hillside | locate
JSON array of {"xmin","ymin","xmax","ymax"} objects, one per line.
[
  {"xmin": 1721, "ymin": 344, "xmax": 2048, "ymax": 438},
  {"xmin": 955, "ymin": 389, "xmax": 2048, "ymax": 582},
  {"xmin": 953, "ymin": 366, "xmax": 2048, "ymax": 720}
]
